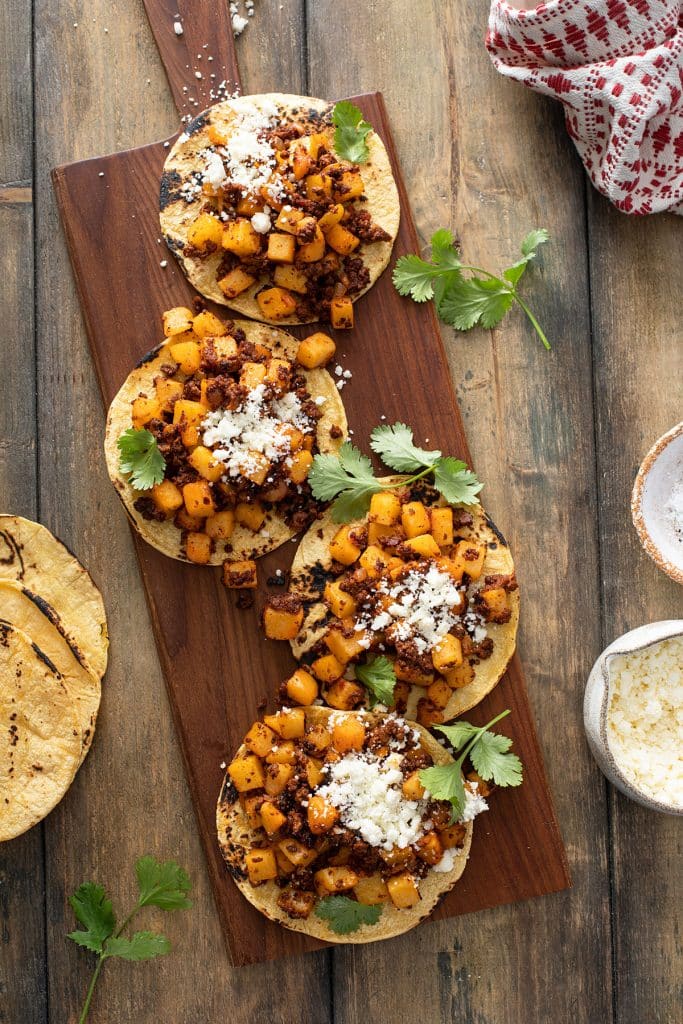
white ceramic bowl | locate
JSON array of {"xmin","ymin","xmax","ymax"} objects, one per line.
[
  {"xmin": 584, "ymin": 620, "xmax": 683, "ymax": 815},
  {"xmin": 632, "ymin": 421, "xmax": 683, "ymax": 585}
]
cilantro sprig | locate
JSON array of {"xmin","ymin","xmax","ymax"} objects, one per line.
[
  {"xmin": 419, "ymin": 710, "xmax": 523, "ymax": 821},
  {"xmin": 315, "ymin": 894, "xmax": 382, "ymax": 934},
  {"xmin": 332, "ymin": 101, "xmax": 373, "ymax": 163},
  {"xmin": 68, "ymin": 856, "xmax": 192, "ymax": 1023},
  {"xmin": 393, "ymin": 228, "xmax": 551, "ymax": 350},
  {"xmin": 355, "ymin": 655, "xmax": 396, "ymax": 708},
  {"xmin": 117, "ymin": 428, "xmax": 166, "ymax": 491},
  {"xmin": 308, "ymin": 423, "xmax": 482, "ymax": 523}
]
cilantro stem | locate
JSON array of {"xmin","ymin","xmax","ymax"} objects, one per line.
[
  {"xmin": 79, "ymin": 958, "xmax": 105, "ymax": 1024},
  {"xmin": 511, "ymin": 293, "xmax": 551, "ymax": 351},
  {"xmin": 456, "ymin": 709, "xmax": 511, "ymax": 767}
]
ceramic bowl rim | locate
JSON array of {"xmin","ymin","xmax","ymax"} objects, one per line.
[{"xmin": 631, "ymin": 421, "xmax": 683, "ymax": 586}]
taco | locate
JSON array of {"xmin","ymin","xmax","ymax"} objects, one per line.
[
  {"xmin": 0, "ymin": 515, "xmax": 108, "ymax": 680},
  {"xmin": 216, "ymin": 706, "xmax": 485, "ymax": 942},
  {"xmin": 105, "ymin": 309, "xmax": 347, "ymax": 566},
  {"xmin": 263, "ymin": 480, "xmax": 519, "ymax": 723},
  {"xmin": 159, "ymin": 94, "xmax": 400, "ymax": 328},
  {"xmin": 0, "ymin": 621, "xmax": 83, "ymax": 842}
]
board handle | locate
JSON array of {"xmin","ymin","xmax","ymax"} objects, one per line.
[{"xmin": 143, "ymin": 0, "xmax": 242, "ymax": 117}]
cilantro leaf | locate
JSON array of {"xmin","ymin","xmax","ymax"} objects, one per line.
[
  {"xmin": 355, "ymin": 655, "xmax": 396, "ymax": 707},
  {"xmin": 392, "ymin": 254, "xmax": 436, "ymax": 302},
  {"xmin": 309, "ymin": 443, "xmax": 381, "ymax": 523},
  {"xmin": 520, "ymin": 228, "xmax": 550, "ymax": 258},
  {"xmin": 68, "ymin": 883, "xmax": 116, "ymax": 954},
  {"xmin": 117, "ymin": 428, "xmax": 166, "ymax": 491},
  {"xmin": 429, "ymin": 228, "xmax": 462, "ymax": 269},
  {"xmin": 437, "ymin": 276, "xmax": 514, "ymax": 332},
  {"xmin": 370, "ymin": 422, "xmax": 441, "ymax": 472},
  {"xmin": 432, "ymin": 457, "xmax": 483, "ymax": 506},
  {"xmin": 329, "ymin": 486, "xmax": 379, "ymax": 523},
  {"xmin": 135, "ymin": 856, "xmax": 192, "ymax": 911},
  {"xmin": 435, "ymin": 721, "xmax": 480, "ymax": 749},
  {"xmin": 315, "ymin": 895, "xmax": 382, "ymax": 935},
  {"xmin": 104, "ymin": 931, "xmax": 171, "ymax": 961},
  {"xmin": 469, "ymin": 732, "xmax": 523, "ymax": 787},
  {"xmin": 418, "ymin": 764, "xmax": 466, "ymax": 820},
  {"xmin": 332, "ymin": 101, "xmax": 372, "ymax": 163}
]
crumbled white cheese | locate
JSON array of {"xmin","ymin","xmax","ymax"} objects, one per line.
[
  {"xmin": 250, "ymin": 210, "xmax": 271, "ymax": 234},
  {"xmin": 173, "ymin": 20, "xmax": 183, "ymax": 35},
  {"xmin": 606, "ymin": 636, "xmax": 683, "ymax": 807},
  {"xmin": 432, "ymin": 848, "xmax": 460, "ymax": 872},
  {"xmin": 460, "ymin": 783, "xmax": 489, "ymax": 822},
  {"xmin": 198, "ymin": 99, "xmax": 282, "ymax": 199}
]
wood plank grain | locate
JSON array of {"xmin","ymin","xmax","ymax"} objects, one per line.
[
  {"xmin": 307, "ymin": 2, "xmax": 613, "ymax": 1021},
  {"xmin": 588, "ymin": 196, "xmax": 683, "ymax": 1024},
  {"xmin": 0, "ymin": 2, "xmax": 46, "ymax": 1021}
]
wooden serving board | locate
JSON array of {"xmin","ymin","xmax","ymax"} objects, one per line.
[{"xmin": 52, "ymin": 0, "xmax": 570, "ymax": 967}]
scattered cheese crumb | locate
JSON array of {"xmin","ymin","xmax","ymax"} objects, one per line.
[
  {"xmin": 160, "ymin": 260, "xmax": 168, "ymax": 268},
  {"xmin": 173, "ymin": 20, "xmax": 183, "ymax": 35}
]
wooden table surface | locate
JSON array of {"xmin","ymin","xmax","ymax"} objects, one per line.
[{"xmin": 1, "ymin": 1, "xmax": 680, "ymax": 1021}]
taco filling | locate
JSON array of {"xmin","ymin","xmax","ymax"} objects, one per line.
[
  {"xmin": 264, "ymin": 483, "xmax": 519, "ymax": 722},
  {"xmin": 217, "ymin": 707, "xmax": 484, "ymax": 940},
  {"xmin": 160, "ymin": 95, "xmax": 400, "ymax": 326},
  {"xmin": 104, "ymin": 308, "xmax": 347, "ymax": 566}
]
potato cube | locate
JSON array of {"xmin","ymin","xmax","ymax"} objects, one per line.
[
  {"xmin": 285, "ymin": 668, "xmax": 318, "ymax": 705},
  {"xmin": 236, "ymin": 194, "xmax": 261, "ymax": 215},
  {"xmin": 426, "ymin": 678, "xmax": 452, "ymax": 710},
  {"xmin": 416, "ymin": 831, "xmax": 444, "ymax": 866},
  {"xmin": 401, "ymin": 501, "xmax": 431, "ymax": 538},
  {"xmin": 162, "ymin": 306, "xmax": 195, "ymax": 337},
  {"xmin": 240, "ymin": 361, "xmax": 267, "ymax": 389},
  {"xmin": 401, "ymin": 771, "xmax": 426, "ymax": 801},
  {"xmin": 257, "ymin": 287, "xmax": 298, "ymax": 321},
  {"xmin": 273, "ymin": 264, "xmax": 308, "ymax": 294},
  {"xmin": 311, "ymin": 653, "xmax": 344, "ymax": 684},
  {"xmin": 297, "ymin": 332, "xmax": 336, "ymax": 369},
  {"xmin": 329, "ymin": 525, "xmax": 363, "ymax": 565},
  {"xmin": 185, "ymin": 531, "xmax": 213, "ymax": 564},
  {"xmin": 297, "ymin": 225, "xmax": 326, "ymax": 263},
  {"xmin": 274, "ymin": 848, "xmax": 297, "ymax": 876},
  {"xmin": 305, "ymin": 173, "xmax": 333, "ymax": 200},
  {"xmin": 479, "ymin": 587, "xmax": 509, "ymax": 617},
  {"xmin": 305, "ymin": 724, "xmax": 332, "ymax": 753},
  {"xmin": 275, "ymin": 207, "xmax": 304, "ymax": 233},
  {"xmin": 188, "ymin": 445, "xmax": 224, "ymax": 483},
  {"xmin": 354, "ymin": 875, "xmax": 390, "ymax": 906},
  {"xmin": 416, "ymin": 698, "xmax": 444, "ymax": 728},
  {"xmin": 324, "ymin": 624, "xmax": 366, "ymax": 666},
  {"xmin": 307, "ymin": 795, "xmax": 339, "ymax": 834},
  {"xmin": 331, "ymin": 716, "xmax": 366, "ymax": 752},
  {"xmin": 182, "ymin": 480, "xmax": 215, "ymax": 518},
  {"xmin": 207, "ymin": 124, "xmax": 227, "ymax": 145},
  {"xmin": 292, "ymin": 145, "xmax": 313, "ymax": 180},
  {"xmin": 264, "ymin": 762, "xmax": 295, "ymax": 796},
  {"xmin": 265, "ymin": 357, "xmax": 291, "ymax": 392},
  {"xmin": 192, "ymin": 310, "xmax": 228, "ymax": 338},
  {"xmin": 330, "ymin": 296, "xmax": 354, "ymax": 329},
  {"xmin": 228, "ymin": 754, "xmax": 265, "ymax": 792},
  {"xmin": 439, "ymin": 823, "xmax": 468, "ymax": 849},
  {"xmin": 430, "ymin": 507, "xmax": 454, "ymax": 548},
  {"xmin": 305, "ymin": 758, "xmax": 325, "ymax": 788},
  {"xmin": 150, "ymin": 480, "xmax": 183, "ymax": 514},
  {"xmin": 155, "ymin": 377, "xmax": 183, "ymax": 412},
  {"xmin": 404, "ymin": 534, "xmax": 441, "ymax": 559},
  {"xmin": 432, "ymin": 634, "xmax": 463, "ymax": 674},
  {"xmin": 265, "ymin": 741, "xmax": 297, "ymax": 765},
  {"xmin": 386, "ymin": 872, "xmax": 420, "ymax": 909},
  {"xmin": 241, "ymin": 792, "xmax": 265, "ymax": 828},
  {"xmin": 218, "ymin": 266, "xmax": 257, "ymax": 299},
  {"xmin": 394, "ymin": 661, "xmax": 434, "ymax": 687},
  {"xmin": 169, "ymin": 339, "xmax": 201, "ymax": 375},
  {"xmin": 263, "ymin": 707, "xmax": 305, "ymax": 739},
  {"xmin": 450, "ymin": 540, "xmax": 486, "ymax": 581},
  {"xmin": 244, "ymin": 721, "xmax": 277, "ymax": 757},
  {"xmin": 173, "ymin": 398, "xmax": 206, "ymax": 431},
  {"xmin": 240, "ymin": 451, "xmax": 270, "ymax": 486},
  {"xmin": 131, "ymin": 396, "xmax": 161, "ymax": 429},
  {"xmin": 205, "ymin": 509, "xmax": 235, "ymax": 541},
  {"xmin": 267, "ymin": 232, "xmax": 296, "ymax": 264},
  {"xmin": 324, "ymin": 579, "xmax": 357, "ymax": 619},
  {"xmin": 187, "ymin": 212, "xmax": 223, "ymax": 251},
  {"xmin": 334, "ymin": 169, "xmax": 365, "ymax": 201},
  {"xmin": 445, "ymin": 661, "xmax": 475, "ymax": 689},
  {"xmin": 260, "ymin": 802, "xmax": 287, "ymax": 836},
  {"xmin": 174, "ymin": 508, "xmax": 205, "ymax": 532},
  {"xmin": 369, "ymin": 491, "xmax": 401, "ymax": 526},
  {"xmin": 222, "ymin": 219, "xmax": 261, "ymax": 257},
  {"xmin": 235, "ymin": 501, "xmax": 266, "ymax": 532},
  {"xmin": 318, "ymin": 203, "xmax": 344, "ymax": 233},
  {"xmin": 245, "ymin": 847, "xmax": 278, "ymax": 885},
  {"xmin": 314, "ymin": 866, "xmax": 358, "ymax": 895},
  {"xmin": 325, "ymin": 224, "xmax": 360, "ymax": 255},
  {"xmin": 277, "ymin": 838, "xmax": 317, "ymax": 868},
  {"xmin": 288, "ymin": 449, "xmax": 313, "ymax": 484},
  {"xmin": 222, "ymin": 559, "xmax": 257, "ymax": 589},
  {"xmin": 263, "ymin": 602, "xmax": 304, "ymax": 641},
  {"xmin": 380, "ymin": 846, "xmax": 414, "ymax": 868},
  {"xmin": 323, "ymin": 677, "xmax": 365, "ymax": 710},
  {"xmin": 359, "ymin": 544, "xmax": 389, "ymax": 578}
]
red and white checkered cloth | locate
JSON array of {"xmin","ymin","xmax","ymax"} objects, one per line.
[{"xmin": 487, "ymin": 1, "xmax": 683, "ymax": 214}]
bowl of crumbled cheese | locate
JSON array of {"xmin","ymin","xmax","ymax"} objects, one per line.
[
  {"xmin": 584, "ymin": 621, "xmax": 683, "ymax": 814},
  {"xmin": 632, "ymin": 421, "xmax": 683, "ymax": 585}
]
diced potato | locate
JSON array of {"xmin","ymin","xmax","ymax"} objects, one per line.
[
  {"xmin": 426, "ymin": 678, "xmax": 452, "ymax": 710},
  {"xmin": 305, "ymin": 131, "xmax": 328, "ymax": 159},
  {"xmin": 369, "ymin": 491, "xmax": 401, "ymax": 526},
  {"xmin": 416, "ymin": 698, "xmax": 444, "ymax": 728},
  {"xmin": 450, "ymin": 540, "xmax": 486, "ymax": 581},
  {"xmin": 359, "ymin": 544, "xmax": 389, "ymax": 578},
  {"xmin": 323, "ymin": 677, "xmax": 365, "ymax": 710},
  {"xmin": 239, "ymin": 361, "xmax": 267, "ymax": 390},
  {"xmin": 386, "ymin": 872, "xmax": 420, "ymax": 909},
  {"xmin": 277, "ymin": 838, "xmax": 317, "ymax": 868},
  {"xmin": 222, "ymin": 219, "xmax": 261, "ymax": 257},
  {"xmin": 432, "ymin": 634, "xmax": 463, "ymax": 674},
  {"xmin": 192, "ymin": 310, "xmax": 228, "ymax": 338},
  {"xmin": 263, "ymin": 603, "xmax": 304, "ymax": 641},
  {"xmin": 275, "ymin": 207, "xmax": 305, "ymax": 233},
  {"xmin": 267, "ymin": 232, "xmax": 296, "ymax": 264},
  {"xmin": 394, "ymin": 661, "xmax": 434, "ymax": 687},
  {"xmin": 318, "ymin": 203, "xmax": 344, "ymax": 233},
  {"xmin": 155, "ymin": 377, "xmax": 183, "ymax": 412},
  {"xmin": 205, "ymin": 510, "xmax": 235, "ymax": 541},
  {"xmin": 404, "ymin": 534, "xmax": 441, "ymax": 559},
  {"xmin": 401, "ymin": 501, "xmax": 431, "ymax": 538},
  {"xmin": 297, "ymin": 225, "xmax": 326, "ymax": 263},
  {"xmin": 416, "ymin": 831, "xmax": 444, "ymax": 866},
  {"xmin": 273, "ymin": 264, "xmax": 308, "ymax": 294},
  {"xmin": 334, "ymin": 169, "xmax": 365, "ymax": 201},
  {"xmin": 235, "ymin": 501, "xmax": 266, "ymax": 532},
  {"xmin": 325, "ymin": 224, "xmax": 360, "ymax": 255},
  {"xmin": 174, "ymin": 508, "xmax": 205, "ymax": 532},
  {"xmin": 185, "ymin": 532, "xmax": 213, "ymax": 564},
  {"xmin": 222, "ymin": 559, "xmax": 257, "ymax": 589},
  {"xmin": 305, "ymin": 173, "xmax": 333, "ymax": 200},
  {"xmin": 241, "ymin": 792, "xmax": 265, "ymax": 828},
  {"xmin": 330, "ymin": 296, "xmax": 354, "ymax": 329},
  {"xmin": 445, "ymin": 661, "xmax": 475, "ymax": 689},
  {"xmin": 169, "ymin": 339, "xmax": 201, "ymax": 375},
  {"xmin": 288, "ymin": 449, "xmax": 313, "ymax": 484},
  {"xmin": 439, "ymin": 823, "xmax": 468, "ymax": 849},
  {"xmin": 292, "ymin": 145, "xmax": 313, "ymax": 180},
  {"xmin": 479, "ymin": 587, "xmax": 509, "ymax": 617},
  {"xmin": 367, "ymin": 521, "xmax": 400, "ymax": 546},
  {"xmin": 324, "ymin": 579, "xmax": 357, "ymax": 619},
  {"xmin": 187, "ymin": 212, "xmax": 223, "ymax": 251},
  {"xmin": 188, "ymin": 445, "xmax": 223, "ymax": 483},
  {"xmin": 239, "ymin": 451, "xmax": 270, "ymax": 486},
  {"xmin": 218, "ymin": 266, "xmax": 256, "ymax": 299},
  {"xmin": 244, "ymin": 722, "xmax": 277, "ymax": 758},
  {"xmin": 431, "ymin": 507, "xmax": 454, "ymax": 548},
  {"xmin": 304, "ymin": 724, "xmax": 331, "ymax": 753},
  {"xmin": 131, "ymin": 395, "xmax": 161, "ymax": 429},
  {"xmin": 182, "ymin": 480, "xmax": 216, "ymax": 518},
  {"xmin": 150, "ymin": 480, "xmax": 183, "ymax": 514},
  {"xmin": 401, "ymin": 771, "xmax": 426, "ymax": 801},
  {"xmin": 245, "ymin": 847, "xmax": 278, "ymax": 885},
  {"xmin": 285, "ymin": 668, "xmax": 318, "ymax": 705},
  {"xmin": 314, "ymin": 866, "xmax": 358, "ymax": 895},
  {"xmin": 265, "ymin": 740, "xmax": 297, "ymax": 765},
  {"xmin": 263, "ymin": 707, "xmax": 305, "ymax": 739},
  {"xmin": 236, "ymin": 194, "xmax": 262, "ymax": 216},
  {"xmin": 297, "ymin": 331, "xmax": 336, "ymax": 369},
  {"xmin": 311, "ymin": 653, "xmax": 344, "ymax": 684},
  {"xmin": 305, "ymin": 758, "xmax": 325, "ymax": 788},
  {"xmin": 207, "ymin": 124, "xmax": 227, "ymax": 145},
  {"xmin": 228, "ymin": 754, "xmax": 265, "ymax": 792},
  {"xmin": 257, "ymin": 287, "xmax": 298, "ymax": 321},
  {"xmin": 162, "ymin": 306, "xmax": 195, "ymax": 337},
  {"xmin": 265, "ymin": 358, "xmax": 291, "ymax": 394},
  {"xmin": 173, "ymin": 399, "xmax": 206, "ymax": 432},
  {"xmin": 324, "ymin": 624, "xmax": 366, "ymax": 666},
  {"xmin": 354, "ymin": 875, "xmax": 390, "ymax": 906},
  {"xmin": 380, "ymin": 846, "xmax": 414, "ymax": 868},
  {"xmin": 307, "ymin": 795, "xmax": 339, "ymax": 834},
  {"xmin": 274, "ymin": 847, "xmax": 297, "ymax": 876},
  {"xmin": 264, "ymin": 762, "xmax": 295, "ymax": 796},
  {"xmin": 260, "ymin": 802, "xmax": 287, "ymax": 836},
  {"xmin": 331, "ymin": 716, "xmax": 366, "ymax": 753},
  {"xmin": 329, "ymin": 525, "xmax": 363, "ymax": 565}
]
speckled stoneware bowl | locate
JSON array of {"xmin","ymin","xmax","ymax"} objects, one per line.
[
  {"xmin": 584, "ymin": 620, "xmax": 683, "ymax": 815},
  {"xmin": 632, "ymin": 422, "xmax": 683, "ymax": 585}
]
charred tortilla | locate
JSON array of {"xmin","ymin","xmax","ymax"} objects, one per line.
[
  {"xmin": 160, "ymin": 94, "xmax": 400, "ymax": 325},
  {"xmin": 216, "ymin": 706, "xmax": 474, "ymax": 943}
]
